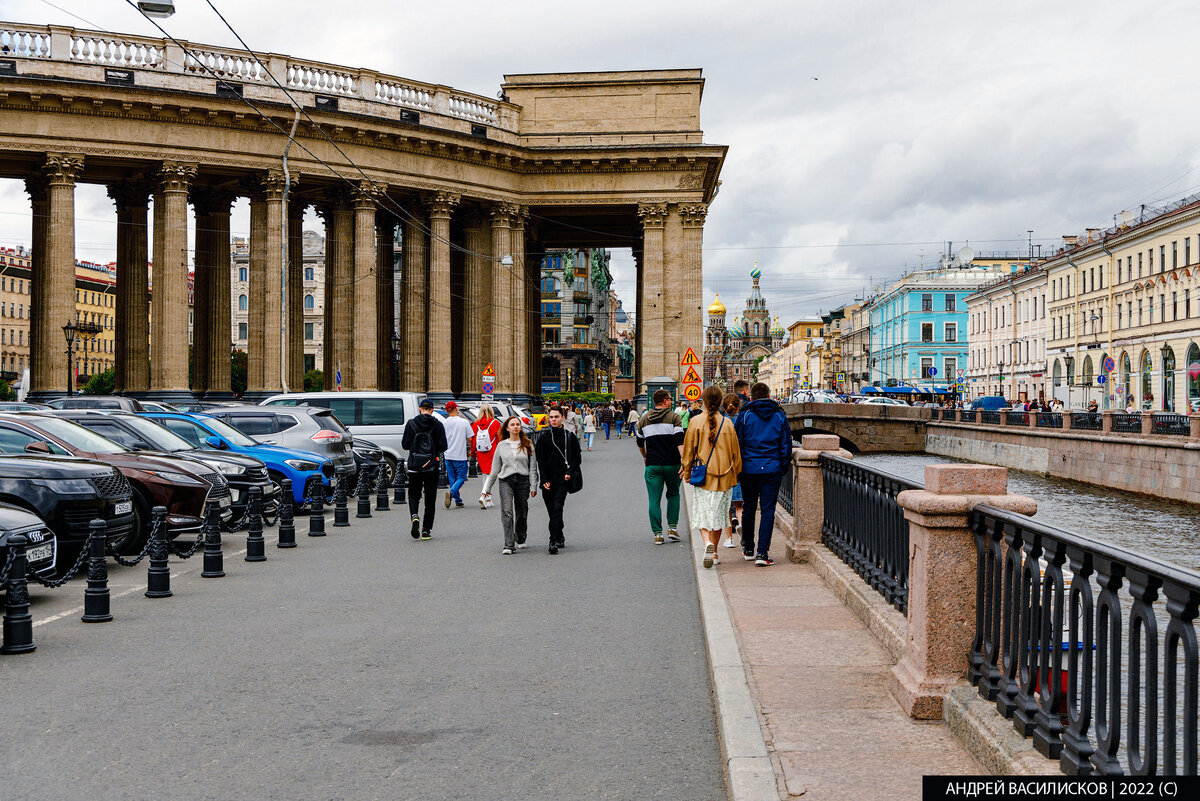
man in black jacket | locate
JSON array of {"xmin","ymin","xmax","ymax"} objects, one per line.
[
  {"xmin": 534, "ymin": 405, "xmax": 582, "ymax": 554},
  {"xmin": 401, "ymin": 398, "xmax": 448, "ymax": 540}
]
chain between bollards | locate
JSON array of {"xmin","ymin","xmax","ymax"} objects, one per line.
[
  {"xmin": 1, "ymin": 532, "xmax": 36, "ymax": 654},
  {"xmin": 145, "ymin": 506, "xmax": 172, "ymax": 598},
  {"xmin": 333, "ymin": 470, "xmax": 350, "ymax": 527},
  {"xmin": 277, "ymin": 478, "xmax": 296, "ymax": 547},
  {"xmin": 356, "ymin": 465, "xmax": 373, "ymax": 519},
  {"xmin": 245, "ymin": 485, "xmax": 266, "ymax": 562},
  {"xmin": 308, "ymin": 481, "xmax": 327, "ymax": 536},
  {"xmin": 375, "ymin": 462, "xmax": 390, "ymax": 511},
  {"xmin": 392, "ymin": 467, "xmax": 406, "ymax": 504},
  {"xmin": 200, "ymin": 497, "xmax": 225, "ymax": 578},
  {"xmin": 81, "ymin": 519, "xmax": 112, "ymax": 623}
]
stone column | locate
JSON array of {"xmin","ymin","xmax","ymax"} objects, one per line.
[
  {"xmin": 638, "ymin": 203, "xmax": 668, "ymax": 391},
  {"xmin": 246, "ymin": 171, "xmax": 284, "ymax": 398},
  {"xmin": 324, "ymin": 194, "xmax": 354, "ymax": 389},
  {"xmin": 681, "ymin": 203, "xmax": 707, "ymax": 372},
  {"xmin": 489, "ymin": 204, "xmax": 515, "ymax": 394},
  {"xmin": 375, "ymin": 210, "xmax": 396, "ymax": 390},
  {"xmin": 785, "ymin": 434, "xmax": 852, "ymax": 563},
  {"xmin": 892, "ymin": 465, "xmax": 1037, "ymax": 720},
  {"xmin": 150, "ymin": 161, "xmax": 197, "ymax": 399},
  {"xmin": 425, "ymin": 192, "xmax": 459, "ymax": 397},
  {"xmin": 189, "ymin": 187, "xmax": 235, "ymax": 397},
  {"xmin": 351, "ymin": 182, "xmax": 379, "ymax": 390},
  {"xmin": 510, "ymin": 206, "xmax": 529, "ymax": 399},
  {"xmin": 663, "ymin": 204, "xmax": 685, "ymax": 371},
  {"xmin": 462, "ymin": 210, "xmax": 492, "ymax": 396},
  {"xmin": 287, "ymin": 197, "xmax": 306, "ymax": 391},
  {"xmin": 526, "ymin": 239, "xmax": 541, "ymax": 398},
  {"xmin": 401, "ymin": 204, "xmax": 429, "ymax": 392},
  {"xmin": 316, "ymin": 203, "xmax": 334, "ymax": 383},
  {"xmin": 633, "ymin": 246, "xmax": 643, "ymax": 391},
  {"xmin": 107, "ymin": 179, "xmax": 151, "ymax": 396}
]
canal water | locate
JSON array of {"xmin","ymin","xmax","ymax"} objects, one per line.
[{"xmin": 856, "ymin": 453, "xmax": 1200, "ymax": 574}]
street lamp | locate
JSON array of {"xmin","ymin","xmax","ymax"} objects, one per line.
[
  {"xmin": 136, "ymin": 1, "xmax": 175, "ymax": 18},
  {"xmin": 62, "ymin": 321, "xmax": 78, "ymax": 395},
  {"xmin": 390, "ymin": 332, "xmax": 402, "ymax": 391}
]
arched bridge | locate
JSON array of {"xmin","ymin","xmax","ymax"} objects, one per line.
[{"xmin": 784, "ymin": 403, "xmax": 928, "ymax": 453}]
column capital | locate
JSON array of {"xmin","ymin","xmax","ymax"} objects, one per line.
[
  {"xmin": 43, "ymin": 153, "xmax": 84, "ymax": 186},
  {"xmin": 242, "ymin": 169, "xmax": 288, "ymax": 201},
  {"xmin": 350, "ymin": 180, "xmax": 379, "ymax": 209},
  {"xmin": 489, "ymin": 201, "xmax": 518, "ymax": 227},
  {"xmin": 511, "ymin": 204, "xmax": 530, "ymax": 231},
  {"xmin": 158, "ymin": 161, "xmax": 197, "ymax": 194},
  {"xmin": 107, "ymin": 179, "xmax": 154, "ymax": 210},
  {"xmin": 679, "ymin": 202, "xmax": 708, "ymax": 227},
  {"xmin": 188, "ymin": 185, "xmax": 237, "ymax": 215},
  {"xmin": 424, "ymin": 191, "xmax": 460, "ymax": 218},
  {"xmin": 637, "ymin": 202, "xmax": 668, "ymax": 228}
]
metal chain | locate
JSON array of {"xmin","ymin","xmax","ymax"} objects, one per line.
[
  {"xmin": 261, "ymin": 498, "xmax": 279, "ymax": 527},
  {"xmin": 0, "ymin": 546, "xmax": 15, "ymax": 586},
  {"xmin": 25, "ymin": 542, "xmax": 91, "ymax": 589},
  {"xmin": 108, "ymin": 531, "xmax": 155, "ymax": 568},
  {"xmin": 221, "ymin": 508, "xmax": 251, "ymax": 533},
  {"xmin": 169, "ymin": 525, "xmax": 206, "ymax": 559}
]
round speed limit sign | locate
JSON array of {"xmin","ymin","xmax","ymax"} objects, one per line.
[{"xmin": 684, "ymin": 384, "xmax": 701, "ymax": 401}]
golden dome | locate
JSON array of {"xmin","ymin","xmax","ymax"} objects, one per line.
[{"xmin": 708, "ymin": 293, "xmax": 727, "ymax": 315}]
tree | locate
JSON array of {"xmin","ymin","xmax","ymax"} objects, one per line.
[
  {"xmin": 81, "ymin": 368, "xmax": 115, "ymax": 395},
  {"xmin": 0, "ymin": 379, "xmax": 16, "ymax": 402},
  {"xmin": 303, "ymin": 369, "xmax": 323, "ymax": 392},
  {"xmin": 231, "ymin": 349, "xmax": 247, "ymax": 397}
]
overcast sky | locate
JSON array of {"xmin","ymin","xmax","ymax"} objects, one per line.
[{"xmin": 2, "ymin": 0, "xmax": 1200, "ymax": 327}]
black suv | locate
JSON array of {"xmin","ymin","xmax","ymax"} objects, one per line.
[
  {"xmin": 0, "ymin": 502, "xmax": 58, "ymax": 580},
  {"xmin": 0, "ymin": 454, "xmax": 136, "ymax": 567}
]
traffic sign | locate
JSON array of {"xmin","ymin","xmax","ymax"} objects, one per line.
[
  {"xmin": 836, "ymin": 372, "xmax": 845, "ymax": 382},
  {"xmin": 793, "ymin": 365, "xmax": 803, "ymax": 374},
  {"xmin": 929, "ymin": 367, "xmax": 937, "ymax": 377},
  {"xmin": 683, "ymin": 383, "xmax": 701, "ymax": 401},
  {"xmin": 957, "ymin": 369, "xmax": 964, "ymax": 378},
  {"xmin": 682, "ymin": 365, "xmax": 701, "ymax": 383},
  {"xmin": 482, "ymin": 381, "xmax": 494, "ymax": 394},
  {"xmin": 1103, "ymin": 356, "xmax": 1115, "ymax": 373},
  {"xmin": 482, "ymin": 362, "xmax": 496, "ymax": 378},
  {"xmin": 1097, "ymin": 375, "xmax": 1107, "ymax": 385},
  {"xmin": 681, "ymin": 348, "xmax": 701, "ymax": 366}
]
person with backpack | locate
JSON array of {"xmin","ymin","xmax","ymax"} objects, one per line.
[
  {"xmin": 636, "ymin": 389, "xmax": 685, "ymax": 544},
  {"xmin": 470, "ymin": 404, "xmax": 503, "ymax": 508},
  {"xmin": 441, "ymin": 401, "xmax": 472, "ymax": 509},
  {"xmin": 402, "ymin": 398, "xmax": 448, "ymax": 540},
  {"xmin": 480, "ymin": 415, "xmax": 539, "ymax": 555},
  {"xmin": 733, "ymin": 382, "xmax": 794, "ymax": 566},
  {"xmin": 534, "ymin": 405, "xmax": 582, "ymax": 554}
]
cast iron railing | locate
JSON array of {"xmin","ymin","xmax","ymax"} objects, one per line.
[
  {"xmin": 1112, "ymin": 413, "xmax": 1142, "ymax": 433},
  {"xmin": 819, "ymin": 454, "xmax": 914, "ymax": 613},
  {"xmin": 1152, "ymin": 413, "xmax": 1190, "ymax": 436},
  {"xmin": 1007, "ymin": 410, "xmax": 1029, "ymax": 426},
  {"xmin": 1037, "ymin": 412, "xmax": 1064, "ymax": 429},
  {"xmin": 1070, "ymin": 412, "xmax": 1102, "ymax": 431},
  {"xmin": 930, "ymin": 408, "xmax": 941, "ymax": 421},
  {"xmin": 969, "ymin": 505, "xmax": 1200, "ymax": 776},
  {"xmin": 778, "ymin": 459, "xmax": 794, "ymax": 516},
  {"xmin": 981, "ymin": 410, "xmax": 1001, "ymax": 425},
  {"xmin": 961, "ymin": 409, "xmax": 977, "ymax": 422}
]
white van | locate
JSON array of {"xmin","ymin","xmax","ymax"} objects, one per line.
[{"xmin": 258, "ymin": 391, "xmax": 427, "ymax": 466}]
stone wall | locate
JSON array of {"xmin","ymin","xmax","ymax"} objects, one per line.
[{"xmin": 785, "ymin": 402, "xmax": 927, "ymax": 453}]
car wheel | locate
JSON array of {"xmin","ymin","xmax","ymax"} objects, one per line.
[{"xmin": 381, "ymin": 456, "xmax": 397, "ymax": 487}]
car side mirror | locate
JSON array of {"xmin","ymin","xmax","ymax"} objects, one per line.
[
  {"xmin": 24, "ymin": 441, "xmax": 51, "ymax": 454},
  {"xmin": 204, "ymin": 435, "xmax": 227, "ymax": 450}
]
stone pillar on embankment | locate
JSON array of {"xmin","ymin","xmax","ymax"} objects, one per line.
[{"xmin": 784, "ymin": 434, "xmax": 851, "ymax": 563}]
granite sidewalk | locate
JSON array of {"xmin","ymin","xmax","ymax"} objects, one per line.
[{"xmin": 715, "ymin": 550, "xmax": 982, "ymax": 799}]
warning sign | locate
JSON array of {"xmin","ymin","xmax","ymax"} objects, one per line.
[
  {"xmin": 482, "ymin": 363, "xmax": 495, "ymax": 377},
  {"xmin": 682, "ymin": 365, "xmax": 701, "ymax": 384},
  {"xmin": 680, "ymin": 348, "xmax": 701, "ymax": 366},
  {"xmin": 683, "ymin": 384, "xmax": 701, "ymax": 402}
]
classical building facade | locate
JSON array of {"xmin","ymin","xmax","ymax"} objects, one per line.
[
  {"xmin": 756, "ymin": 317, "xmax": 823, "ymax": 398},
  {"xmin": 0, "ymin": 23, "xmax": 723, "ymax": 402},
  {"xmin": 703, "ymin": 269, "xmax": 784, "ymax": 387},
  {"xmin": 538, "ymin": 248, "xmax": 615, "ymax": 393},
  {"xmin": 965, "ymin": 263, "xmax": 1048, "ymax": 402}
]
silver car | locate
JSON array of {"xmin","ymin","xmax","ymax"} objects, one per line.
[{"xmin": 202, "ymin": 405, "xmax": 357, "ymax": 477}]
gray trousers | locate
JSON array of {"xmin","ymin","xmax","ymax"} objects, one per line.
[{"xmin": 498, "ymin": 474, "xmax": 530, "ymax": 549}]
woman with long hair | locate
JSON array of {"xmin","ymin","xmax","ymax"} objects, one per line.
[
  {"xmin": 721, "ymin": 393, "xmax": 744, "ymax": 549},
  {"xmin": 480, "ymin": 415, "xmax": 539, "ymax": 555},
  {"xmin": 471, "ymin": 404, "xmax": 504, "ymax": 508},
  {"xmin": 582, "ymin": 406, "xmax": 597, "ymax": 450},
  {"xmin": 680, "ymin": 385, "xmax": 742, "ymax": 568}
]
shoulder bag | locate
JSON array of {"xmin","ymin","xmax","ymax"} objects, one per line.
[{"xmin": 688, "ymin": 416, "xmax": 725, "ymax": 487}]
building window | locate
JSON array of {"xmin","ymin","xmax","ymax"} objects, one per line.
[
  {"xmin": 1187, "ymin": 290, "xmax": 1192, "ymax": 319},
  {"xmin": 920, "ymin": 357, "xmax": 934, "ymax": 378},
  {"xmin": 540, "ymin": 275, "xmax": 560, "ymax": 294},
  {"xmin": 1188, "ymin": 238, "xmax": 1193, "ymax": 266},
  {"xmin": 921, "ymin": 323, "xmax": 933, "ymax": 342},
  {"xmin": 944, "ymin": 294, "xmax": 955, "ymax": 311},
  {"xmin": 541, "ymin": 302, "xmax": 560, "ymax": 319},
  {"xmin": 1117, "ymin": 258, "xmax": 1122, "ymax": 284},
  {"xmin": 944, "ymin": 357, "xmax": 957, "ymax": 379},
  {"xmin": 1173, "ymin": 292, "xmax": 1178, "ymax": 321},
  {"xmin": 1173, "ymin": 241, "xmax": 1178, "ymax": 269},
  {"xmin": 304, "ymin": 267, "xmax": 314, "ymax": 281},
  {"xmin": 238, "ymin": 294, "xmax": 248, "ymax": 310},
  {"xmin": 304, "ymin": 323, "xmax": 314, "ymax": 341},
  {"xmin": 1160, "ymin": 246, "xmax": 1166, "ymax": 273},
  {"xmin": 541, "ymin": 327, "xmax": 560, "ymax": 345},
  {"xmin": 1139, "ymin": 252, "xmax": 1144, "ymax": 276},
  {"xmin": 944, "ymin": 322, "xmax": 957, "ymax": 342},
  {"xmin": 238, "ymin": 322, "xmax": 248, "ymax": 339},
  {"xmin": 575, "ymin": 328, "xmax": 589, "ymax": 345},
  {"xmin": 238, "ymin": 267, "xmax": 248, "ymax": 282},
  {"xmin": 1118, "ymin": 305, "xmax": 1123, "ymax": 328},
  {"xmin": 921, "ymin": 293, "xmax": 932, "ymax": 312},
  {"xmin": 1161, "ymin": 294, "xmax": 1166, "ymax": 322},
  {"xmin": 304, "ymin": 294, "xmax": 314, "ymax": 310},
  {"xmin": 1138, "ymin": 299, "xmax": 1143, "ymax": 325}
]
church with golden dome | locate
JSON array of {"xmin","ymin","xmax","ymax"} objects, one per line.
[{"xmin": 703, "ymin": 267, "xmax": 786, "ymax": 385}]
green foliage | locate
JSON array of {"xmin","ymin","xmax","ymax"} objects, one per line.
[
  {"xmin": 303, "ymin": 369, "xmax": 324, "ymax": 392},
  {"xmin": 81, "ymin": 368, "xmax": 115, "ymax": 395},
  {"xmin": 231, "ymin": 349, "xmax": 247, "ymax": 396},
  {"xmin": 544, "ymin": 391, "xmax": 614, "ymax": 406},
  {"xmin": 0, "ymin": 380, "xmax": 16, "ymax": 402}
]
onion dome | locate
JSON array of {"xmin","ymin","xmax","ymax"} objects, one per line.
[
  {"xmin": 770, "ymin": 315, "xmax": 785, "ymax": 337},
  {"xmin": 708, "ymin": 293, "xmax": 727, "ymax": 316},
  {"xmin": 750, "ymin": 267, "xmax": 762, "ymax": 280}
]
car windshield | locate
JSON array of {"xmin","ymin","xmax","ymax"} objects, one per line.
[
  {"xmin": 32, "ymin": 416, "xmax": 129, "ymax": 453},
  {"xmin": 194, "ymin": 416, "xmax": 260, "ymax": 447},
  {"xmin": 122, "ymin": 416, "xmax": 195, "ymax": 452}
]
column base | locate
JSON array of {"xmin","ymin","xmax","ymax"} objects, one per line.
[
  {"xmin": 633, "ymin": 392, "xmax": 648, "ymax": 411},
  {"xmin": 200, "ymin": 390, "xmax": 238, "ymax": 401},
  {"xmin": 143, "ymin": 390, "xmax": 201, "ymax": 404},
  {"xmin": 510, "ymin": 393, "xmax": 532, "ymax": 408},
  {"xmin": 240, "ymin": 390, "xmax": 278, "ymax": 404},
  {"xmin": 891, "ymin": 651, "xmax": 954, "ymax": 720},
  {"xmin": 25, "ymin": 390, "xmax": 62, "ymax": 404},
  {"xmin": 455, "ymin": 392, "xmax": 483, "ymax": 404}
]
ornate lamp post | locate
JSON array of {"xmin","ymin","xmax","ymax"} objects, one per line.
[
  {"xmin": 390, "ymin": 332, "xmax": 402, "ymax": 391},
  {"xmin": 62, "ymin": 320, "xmax": 78, "ymax": 395}
]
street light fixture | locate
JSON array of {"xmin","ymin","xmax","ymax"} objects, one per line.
[
  {"xmin": 136, "ymin": 1, "xmax": 176, "ymax": 18},
  {"xmin": 63, "ymin": 320, "xmax": 101, "ymax": 395}
]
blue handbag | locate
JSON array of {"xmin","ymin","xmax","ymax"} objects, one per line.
[{"xmin": 688, "ymin": 416, "xmax": 725, "ymax": 487}]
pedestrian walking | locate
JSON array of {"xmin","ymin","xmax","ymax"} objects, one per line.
[
  {"xmin": 636, "ymin": 389, "xmax": 685, "ymax": 544},
  {"xmin": 480, "ymin": 416, "xmax": 539, "ymax": 555},
  {"xmin": 600, "ymin": 403, "xmax": 615, "ymax": 440},
  {"xmin": 681, "ymin": 385, "xmax": 742, "ymax": 569},
  {"xmin": 402, "ymin": 398, "xmax": 448, "ymax": 540},
  {"xmin": 733, "ymin": 382, "xmax": 793, "ymax": 566},
  {"xmin": 626, "ymin": 405, "xmax": 639, "ymax": 438},
  {"xmin": 583, "ymin": 408, "xmax": 597, "ymax": 450},
  {"xmin": 470, "ymin": 404, "xmax": 504, "ymax": 508},
  {"xmin": 534, "ymin": 405, "xmax": 582, "ymax": 554},
  {"xmin": 722, "ymin": 393, "xmax": 744, "ymax": 548},
  {"xmin": 615, "ymin": 402, "xmax": 625, "ymax": 439},
  {"xmin": 678, "ymin": 401, "xmax": 691, "ymax": 430},
  {"xmin": 441, "ymin": 400, "xmax": 472, "ymax": 509}
]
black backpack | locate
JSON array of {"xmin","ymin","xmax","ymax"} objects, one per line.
[{"xmin": 407, "ymin": 429, "xmax": 437, "ymax": 473}]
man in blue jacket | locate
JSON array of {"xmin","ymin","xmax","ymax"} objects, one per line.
[{"xmin": 733, "ymin": 382, "xmax": 793, "ymax": 566}]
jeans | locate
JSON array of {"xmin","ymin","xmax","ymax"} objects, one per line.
[
  {"xmin": 584, "ymin": 432, "xmax": 595, "ymax": 449},
  {"xmin": 542, "ymin": 481, "xmax": 569, "ymax": 545},
  {"xmin": 498, "ymin": 474, "xmax": 529, "ymax": 549},
  {"xmin": 446, "ymin": 459, "xmax": 468, "ymax": 504},
  {"xmin": 603, "ymin": 421, "xmax": 612, "ymax": 439},
  {"xmin": 644, "ymin": 464, "xmax": 681, "ymax": 534},
  {"xmin": 408, "ymin": 470, "xmax": 439, "ymax": 532},
  {"xmin": 739, "ymin": 470, "xmax": 783, "ymax": 557}
]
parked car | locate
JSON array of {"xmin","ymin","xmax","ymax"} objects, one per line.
[
  {"xmin": 857, "ymin": 396, "xmax": 910, "ymax": 406},
  {"xmin": 0, "ymin": 402, "xmax": 51, "ymax": 412},
  {"xmin": 44, "ymin": 396, "xmax": 146, "ymax": 411},
  {"xmin": 0, "ymin": 413, "xmax": 227, "ymax": 552},
  {"xmin": 0, "ymin": 453, "xmax": 136, "ymax": 565},
  {"xmin": 138, "ymin": 401, "xmax": 184, "ymax": 413},
  {"xmin": 792, "ymin": 391, "xmax": 844, "ymax": 404},
  {"xmin": 0, "ymin": 501, "xmax": 58, "ymax": 580},
  {"xmin": 172, "ymin": 400, "xmax": 242, "ymax": 413},
  {"xmin": 139, "ymin": 412, "xmax": 335, "ymax": 507},
  {"xmin": 203, "ymin": 405, "xmax": 356, "ymax": 477},
  {"xmin": 258, "ymin": 391, "xmax": 424, "ymax": 466},
  {"xmin": 54, "ymin": 411, "xmax": 277, "ymax": 522},
  {"xmin": 969, "ymin": 396, "xmax": 1010, "ymax": 411}
]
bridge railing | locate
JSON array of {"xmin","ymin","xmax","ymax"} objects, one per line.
[
  {"xmin": 0, "ymin": 21, "xmax": 510, "ymax": 130},
  {"xmin": 931, "ymin": 406, "xmax": 1200, "ymax": 440},
  {"xmin": 818, "ymin": 453, "xmax": 913, "ymax": 613},
  {"xmin": 969, "ymin": 504, "xmax": 1200, "ymax": 776}
]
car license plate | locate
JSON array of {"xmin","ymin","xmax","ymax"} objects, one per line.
[
  {"xmin": 114, "ymin": 500, "xmax": 133, "ymax": 515},
  {"xmin": 220, "ymin": 495, "xmax": 231, "ymax": 508},
  {"xmin": 27, "ymin": 543, "xmax": 52, "ymax": 563}
]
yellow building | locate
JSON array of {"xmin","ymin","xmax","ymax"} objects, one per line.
[
  {"xmin": 0, "ymin": 246, "xmax": 32, "ymax": 382},
  {"xmin": 756, "ymin": 317, "xmax": 824, "ymax": 398},
  {"xmin": 72, "ymin": 261, "xmax": 117, "ymax": 384}
]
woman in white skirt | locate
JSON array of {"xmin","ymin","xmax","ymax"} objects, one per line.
[{"xmin": 680, "ymin": 385, "xmax": 742, "ymax": 568}]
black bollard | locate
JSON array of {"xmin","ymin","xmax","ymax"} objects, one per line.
[
  {"xmin": 468, "ymin": 458, "xmax": 479, "ymax": 478},
  {"xmin": 356, "ymin": 466, "xmax": 373, "ymax": 519},
  {"xmin": 393, "ymin": 467, "xmax": 406, "ymax": 504},
  {"xmin": 277, "ymin": 478, "xmax": 296, "ymax": 548},
  {"xmin": 1, "ymin": 531, "xmax": 36, "ymax": 654},
  {"xmin": 333, "ymin": 470, "xmax": 350, "ymax": 527},
  {"xmin": 81, "ymin": 519, "xmax": 112, "ymax": 623},
  {"xmin": 437, "ymin": 459, "xmax": 449, "ymax": 489},
  {"xmin": 245, "ymin": 486, "xmax": 266, "ymax": 562},
  {"xmin": 200, "ymin": 498, "xmax": 225, "ymax": 578},
  {"xmin": 375, "ymin": 463, "xmax": 390, "ymax": 511},
  {"xmin": 145, "ymin": 506, "xmax": 172, "ymax": 598},
  {"xmin": 307, "ymin": 481, "xmax": 326, "ymax": 537}
]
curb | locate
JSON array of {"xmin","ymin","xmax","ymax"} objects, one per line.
[{"xmin": 682, "ymin": 482, "xmax": 780, "ymax": 801}]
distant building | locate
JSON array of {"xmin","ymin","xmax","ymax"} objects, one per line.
[
  {"xmin": 704, "ymin": 268, "xmax": 785, "ymax": 387},
  {"xmin": 539, "ymin": 248, "xmax": 615, "ymax": 393},
  {"xmin": 0, "ymin": 246, "xmax": 32, "ymax": 382}
]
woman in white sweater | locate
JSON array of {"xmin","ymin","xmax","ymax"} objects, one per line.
[{"xmin": 480, "ymin": 416, "xmax": 539, "ymax": 555}]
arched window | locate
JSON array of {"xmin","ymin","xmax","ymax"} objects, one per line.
[
  {"xmin": 304, "ymin": 294, "xmax": 314, "ymax": 310},
  {"xmin": 754, "ymin": 322, "xmax": 760, "ymax": 336},
  {"xmin": 1187, "ymin": 343, "xmax": 1200, "ymax": 412},
  {"xmin": 1162, "ymin": 346, "xmax": 1176, "ymax": 411},
  {"xmin": 1140, "ymin": 351, "xmax": 1153, "ymax": 410},
  {"xmin": 238, "ymin": 294, "xmax": 248, "ymax": 310},
  {"xmin": 1121, "ymin": 352, "xmax": 1132, "ymax": 404}
]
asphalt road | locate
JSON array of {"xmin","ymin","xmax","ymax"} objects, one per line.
[{"xmin": 1, "ymin": 431, "xmax": 724, "ymax": 801}]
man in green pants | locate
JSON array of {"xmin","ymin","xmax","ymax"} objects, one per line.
[{"xmin": 636, "ymin": 389, "xmax": 686, "ymax": 544}]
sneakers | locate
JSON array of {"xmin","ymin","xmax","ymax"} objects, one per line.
[
  {"xmin": 703, "ymin": 543, "xmax": 716, "ymax": 569},
  {"xmin": 743, "ymin": 548, "xmax": 755, "ymax": 561},
  {"xmin": 444, "ymin": 491, "xmax": 451, "ymax": 509},
  {"xmin": 454, "ymin": 501, "xmax": 465, "ymax": 509},
  {"xmin": 667, "ymin": 529, "xmax": 680, "ymax": 542},
  {"xmin": 420, "ymin": 530, "xmax": 432, "ymax": 541},
  {"xmin": 548, "ymin": 543, "xmax": 558, "ymax": 555},
  {"xmin": 654, "ymin": 533, "xmax": 664, "ymax": 545},
  {"xmin": 755, "ymin": 554, "xmax": 773, "ymax": 567},
  {"xmin": 723, "ymin": 536, "xmax": 737, "ymax": 548},
  {"xmin": 478, "ymin": 495, "xmax": 487, "ymax": 509},
  {"xmin": 410, "ymin": 515, "xmax": 421, "ymax": 539},
  {"xmin": 516, "ymin": 542, "xmax": 528, "ymax": 550},
  {"xmin": 502, "ymin": 547, "xmax": 513, "ymax": 555}
]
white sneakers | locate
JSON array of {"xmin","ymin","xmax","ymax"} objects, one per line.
[{"xmin": 703, "ymin": 543, "xmax": 716, "ymax": 569}]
